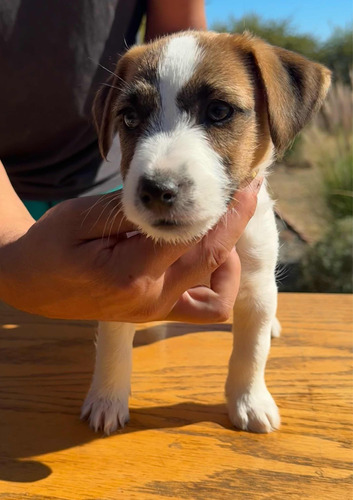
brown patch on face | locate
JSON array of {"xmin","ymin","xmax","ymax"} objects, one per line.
[
  {"xmin": 248, "ymin": 37, "xmax": 331, "ymax": 156},
  {"xmin": 227, "ymin": 33, "xmax": 331, "ymax": 157},
  {"xmin": 174, "ymin": 30, "xmax": 331, "ymax": 187},
  {"xmin": 92, "ymin": 39, "xmax": 167, "ymax": 176},
  {"xmin": 175, "ymin": 32, "xmax": 268, "ymax": 189}
]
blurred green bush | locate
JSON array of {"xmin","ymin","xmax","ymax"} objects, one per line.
[
  {"xmin": 299, "ymin": 217, "xmax": 353, "ymax": 293},
  {"xmin": 298, "ymin": 80, "xmax": 352, "ymax": 293}
]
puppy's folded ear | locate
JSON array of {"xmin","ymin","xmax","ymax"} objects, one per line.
[
  {"xmin": 92, "ymin": 74, "xmax": 119, "ymax": 160},
  {"xmin": 93, "ymin": 46, "xmax": 146, "ymax": 159},
  {"xmin": 243, "ymin": 35, "xmax": 332, "ymax": 156}
]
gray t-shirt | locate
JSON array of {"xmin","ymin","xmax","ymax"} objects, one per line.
[{"xmin": 0, "ymin": 0, "xmax": 145, "ymax": 200}]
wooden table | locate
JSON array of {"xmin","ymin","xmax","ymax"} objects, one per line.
[{"xmin": 0, "ymin": 294, "xmax": 352, "ymax": 499}]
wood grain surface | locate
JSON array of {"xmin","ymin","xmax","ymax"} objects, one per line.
[{"xmin": 0, "ymin": 293, "xmax": 352, "ymax": 500}]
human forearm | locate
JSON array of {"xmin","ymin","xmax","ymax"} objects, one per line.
[
  {"xmin": 145, "ymin": 0, "xmax": 207, "ymax": 42},
  {"xmin": 0, "ymin": 161, "xmax": 35, "ymax": 305}
]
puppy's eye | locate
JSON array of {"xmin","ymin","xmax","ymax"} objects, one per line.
[
  {"xmin": 123, "ymin": 108, "xmax": 140, "ymax": 129},
  {"xmin": 206, "ymin": 100, "xmax": 233, "ymax": 124}
]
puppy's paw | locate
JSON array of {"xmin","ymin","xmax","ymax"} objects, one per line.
[
  {"xmin": 81, "ymin": 391, "xmax": 129, "ymax": 435},
  {"xmin": 271, "ymin": 316, "xmax": 281, "ymax": 338},
  {"xmin": 226, "ymin": 386, "xmax": 280, "ymax": 433}
]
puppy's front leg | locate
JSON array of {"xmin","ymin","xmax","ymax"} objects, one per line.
[
  {"xmin": 81, "ymin": 321, "xmax": 135, "ymax": 434},
  {"xmin": 226, "ymin": 188, "xmax": 280, "ymax": 433}
]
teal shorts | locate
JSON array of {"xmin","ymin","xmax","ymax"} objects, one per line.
[
  {"xmin": 23, "ymin": 200, "xmax": 61, "ymax": 220},
  {"xmin": 23, "ymin": 185, "xmax": 123, "ymax": 221}
]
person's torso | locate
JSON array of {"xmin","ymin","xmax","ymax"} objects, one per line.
[{"xmin": 0, "ymin": 0, "xmax": 145, "ymax": 199}]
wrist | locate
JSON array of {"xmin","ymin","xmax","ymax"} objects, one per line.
[
  {"xmin": 0, "ymin": 221, "xmax": 33, "ymax": 308},
  {"xmin": 0, "ymin": 215, "xmax": 34, "ymax": 247},
  {"xmin": 0, "ymin": 160, "xmax": 35, "ymax": 246}
]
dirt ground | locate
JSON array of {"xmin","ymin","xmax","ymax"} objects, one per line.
[
  {"xmin": 268, "ymin": 163, "xmax": 332, "ymax": 244},
  {"xmin": 267, "ymin": 162, "xmax": 332, "ymax": 290}
]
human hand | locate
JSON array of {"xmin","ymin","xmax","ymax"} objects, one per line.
[
  {"xmin": 165, "ymin": 179, "xmax": 262, "ymax": 323},
  {"xmin": 0, "ymin": 179, "xmax": 261, "ymax": 322}
]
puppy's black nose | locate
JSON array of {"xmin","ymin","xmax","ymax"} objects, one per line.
[{"xmin": 138, "ymin": 176, "xmax": 179, "ymax": 209}]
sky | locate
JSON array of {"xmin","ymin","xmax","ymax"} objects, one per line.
[{"xmin": 206, "ymin": 0, "xmax": 352, "ymax": 41}]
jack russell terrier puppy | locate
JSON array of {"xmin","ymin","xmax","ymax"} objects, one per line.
[{"xmin": 81, "ymin": 31, "xmax": 331, "ymax": 435}]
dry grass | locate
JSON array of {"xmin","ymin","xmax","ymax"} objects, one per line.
[
  {"xmin": 280, "ymin": 78, "xmax": 353, "ymax": 292},
  {"xmin": 299, "ymin": 79, "xmax": 352, "ymax": 218}
]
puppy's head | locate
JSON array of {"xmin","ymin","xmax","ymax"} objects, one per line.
[{"xmin": 94, "ymin": 31, "xmax": 331, "ymax": 242}]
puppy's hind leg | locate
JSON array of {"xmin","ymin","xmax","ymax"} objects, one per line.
[{"xmin": 81, "ymin": 321, "xmax": 135, "ymax": 435}]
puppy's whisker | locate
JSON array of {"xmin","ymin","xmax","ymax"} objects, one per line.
[
  {"xmin": 103, "ymin": 201, "xmax": 125, "ymax": 242},
  {"xmin": 90, "ymin": 196, "xmax": 122, "ymax": 235},
  {"xmin": 106, "ymin": 205, "xmax": 125, "ymax": 242},
  {"xmin": 101, "ymin": 204, "xmax": 119, "ymax": 243},
  {"xmin": 228, "ymin": 205, "xmax": 240, "ymax": 217},
  {"xmin": 114, "ymin": 208, "xmax": 129, "ymax": 239},
  {"xmin": 94, "ymin": 61, "xmax": 117, "ymax": 78},
  {"xmin": 101, "ymin": 82, "xmax": 121, "ymax": 91},
  {"xmin": 275, "ymin": 263, "xmax": 290, "ymax": 284},
  {"xmin": 80, "ymin": 194, "xmax": 108, "ymax": 229},
  {"xmin": 91, "ymin": 59, "xmax": 128, "ymax": 85},
  {"xmin": 123, "ymin": 37, "xmax": 130, "ymax": 51}
]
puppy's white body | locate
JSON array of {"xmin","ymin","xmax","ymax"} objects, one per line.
[
  {"xmin": 82, "ymin": 183, "xmax": 281, "ymax": 434},
  {"xmin": 82, "ymin": 31, "xmax": 330, "ymax": 434}
]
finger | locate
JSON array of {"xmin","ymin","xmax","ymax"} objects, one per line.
[
  {"xmin": 206, "ymin": 176, "xmax": 263, "ymax": 253},
  {"xmin": 166, "ymin": 249, "xmax": 240, "ymax": 323},
  {"xmin": 209, "ymin": 247, "xmax": 240, "ymax": 303},
  {"xmin": 65, "ymin": 192, "xmax": 196, "ymax": 273},
  {"xmin": 109, "ymin": 232, "xmax": 195, "ymax": 279}
]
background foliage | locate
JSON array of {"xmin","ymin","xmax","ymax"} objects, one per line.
[
  {"xmin": 212, "ymin": 14, "xmax": 352, "ymax": 83},
  {"xmin": 213, "ymin": 15, "xmax": 353, "ymax": 293}
]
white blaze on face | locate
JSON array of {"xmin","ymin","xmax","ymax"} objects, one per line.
[
  {"xmin": 122, "ymin": 34, "xmax": 231, "ymax": 243},
  {"xmin": 158, "ymin": 34, "xmax": 203, "ymax": 131}
]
